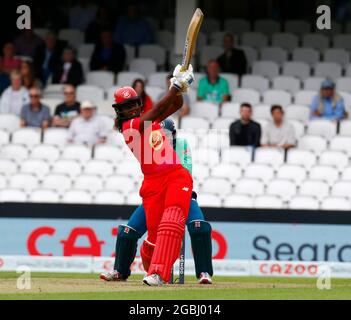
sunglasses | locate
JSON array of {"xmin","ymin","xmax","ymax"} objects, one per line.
[
  {"xmin": 29, "ymin": 94, "xmax": 40, "ymax": 98},
  {"xmin": 64, "ymin": 91, "xmax": 74, "ymax": 95}
]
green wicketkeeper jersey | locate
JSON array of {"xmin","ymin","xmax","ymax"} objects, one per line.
[{"xmin": 174, "ymin": 138, "xmax": 192, "ymax": 175}]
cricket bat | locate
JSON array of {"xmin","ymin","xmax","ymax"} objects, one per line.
[{"xmin": 180, "ymin": 8, "xmax": 204, "ymax": 72}]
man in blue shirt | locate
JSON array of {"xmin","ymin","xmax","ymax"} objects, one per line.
[{"xmin": 310, "ymin": 79, "xmax": 345, "ymax": 120}]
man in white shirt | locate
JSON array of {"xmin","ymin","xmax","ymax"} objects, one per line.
[
  {"xmin": 67, "ymin": 100, "xmax": 108, "ymax": 146},
  {"xmin": 0, "ymin": 70, "xmax": 29, "ymax": 116},
  {"xmin": 261, "ymin": 105, "xmax": 296, "ymax": 150}
]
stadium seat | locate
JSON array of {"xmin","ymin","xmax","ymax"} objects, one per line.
[
  {"xmin": 74, "ymin": 174, "xmax": 104, "ymax": 194},
  {"xmin": 299, "ymin": 180, "xmax": 329, "ymax": 201},
  {"xmin": 220, "ymin": 102, "xmax": 241, "ymax": 119},
  {"xmin": 251, "ymin": 61, "xmax": 279, "ymax": 79},
  {"xmin": 324, "ymin": 49, "xmax": 350, "ymax": 67},
  {"xmin": 209, "ymin": 31, "xmax": 233, "ymax": 46},
  {"xmin": 200, "ymin": 131, "xmax": 229, "ymax": 150},
  {"xmin": 78, "ymin": 43, "xmax": 94, "ymax": 59},
  {"xmin": 61, "ymin": 190, "xmax": 93, "ymax": 204},
  {"xmin": 116, "ymin": 71, "xmax": 145, "ymax": 87},
  {"xmin": 40, "ymin": 98, "xmax": 62, "ymax": 115},
  {"xmin": 284, "ymin": 20, "xmax": 311, "ymax": 35},
  {"xmin": 333, "ymin": 34, "xmax": 351, "ymax": 51},
  {"xmin": 43, "ymin": 84, "xmax": 65, "ymax": 100},
  {"xmin": 43, "ymin": 128, "xmax": 68, "ymax": 147},
  {"xmin": 212, "ymin": 117, "xmax": 233, "ymax": 130},
  {"xmin": 240, "ymin": 75, "xmax": 269, "ymax": 93},
  {"xmin": 0, "ymin": 174, "xmax": 6, "ymax": 189},
  {"xmin": 0, "ymin": 130, "xmax": 10, "ymax": 145},
  {"xmin": 211, "ymin": 163, "xmax": 242, "ymax": 182},
  {"xmin": 192, "ymin": 148, "xmax": 220, "ymax": 166},
  {"xmin": 234, "ymin": 178, "xmax": 265, "ymax": 197},
  {"xmin": 86, "ymin": 71, "xmax": 115, "ymax": 89},
  {"xmin": 221, "ymin": 73, "xmax": 239, "ymax": 92},
  {"xmin": 321, "ymin": 197, "xmax": 351, "ymax": 211},
  {"xmin": 105, "ymin": 131, "xmax": 127, "ymax": 148},
  {"xmin": 98, "ymin": 115, "xmax": 114, "ymax": 132},
  {"xmin": 294, "ymin": 90, "xmax": 317, "ymax": 105},
  {"xmin": 94, "ymin": 190, "xmax": 125, "ymax": 205},
  {"xmin": 105, "ymin": 175, "xmax": 135, "ymax": 195},
  {"xmin": 292, "ymin": 47, "xmax": 320, "ymax": 67},
  {"xmin": 8, "ymin": 173, "xmax": 38, "ymax": 193},
  {"xmin": 232, "ymin": 88, "xmax": 260, "ymax": 105},
  {"xmin": 319, "ymin": 150, "xmax": 348, "ymax": 172},
  {"xmin": 302, "ymin": 34, "xmax": 329, "ymax": 52},
  {"xmin": 1, "ymin": 144, "xmax": 29, "ymax": 162},
  {"xmin": 272, "ymin": 76, "xmax": 301, "ymax": 94},
  {"xmin": 339, "ymin": 120, "xmax": 351, "ymax": 136},
  {"xmin": 115, "ymin": 161, "xmax": 142, "ymax": 180},
  {"xmin": 303, "ymin": 77, "xmax": 325, "ymax": 91},
  {"xmin": 254, "ymin": 19, "xmax": 280, "ymax": 35},
  {"xmin": 201, "ymin": 18, "xmax": 220, "ymax": 36},
  {"xmin": 62, "ymin": 145, "xmax": 92, "ymax": 162},
  {"xmin": 12, "ymin": 128, "xmax": 41, "ymax": 147},
  {"xmin": 262, "ymin": 90, "xmax": 292, "ymax": 107},
  {"xmin": 271, "ymin": 32, "xmax": 299, "ymax": 52},
  {"xmin": 222, "ymin": 147, "xmax": 253, "ymax": 168},
  {"xmin": 266, "ymin": 179, "xmax": 297, "ymax": 202},
  {"xmin": 339, "ymin": 91, "xmax": 351, "ymax": 115},
  {"xmin": 199, "ymin": 46, "xmax": 223, "ymax": 68},
  {"xmin": 94, "ymin": 145, "xmax": 125, "ymax": 162},
  {"xmin": 252, "ymin": 104, "xmax": 271, "ymax": 120},
  {"xmin": 201, "ymin": 177, "xmax": 232, "ymax": 196},
  {"xmin": 58, "ymin": 29, "xmax": 84, "ymax": 47},
  {"xmin": 329, "ymin": 136, "xmax": 351, "ymax": 156},
  {"xmin": 254, "ymin": 147, "xmax": 285, "ymax": 169},
  {"xmin": 314, "ymin": 62, "xmax": 342, "ymax": 80},
  {"xmin": 336, "ymin": 78, "xmax": 351, "ymax": 93},
  {"xmin": 145, "ymin": 86, "xmax": 164, "ymax": 103},
  {"xmin": 177, "ymin": 131, "xmax": 201, "ymax": 149},
  {"xmin": 285, "ymin": 105, "xmax": 310, "ymax": 123},
  {"xmin": 254, "ymin": 195, "xmax": 283, "ymax": 209},
  {"xmin": 95, "ymin": 100, "xmax": 115, "ymax": 117},
  {"xmin": 223, "ymin": 194, "xmax": 253, "ymax": 208},
  {"xmin": 241, "ymin": 32, "xmax": 268, "ymax": 49},
  {"xmin": 276, "ymin": 164, "xmax": 307, "ymax": 186},
  {"xmin": 224, "ymin": 19, "xmax": 250, "ymax": 35},
  {"xmin": 331, "ymin": 181, "xmax": 351, "ymax": 200},
  {"xmin": 286, "ymin": 149, "xmax": 317, "ymax": 170},
  {"xmin": 237, "ymin": 46, "xmax": 258, "ymax": 67},
  {"xmin": 298, "ymin": 135, "xmax": 327, "ymax": 155},
  {"xmin": 260, "ymin": 47, "xmax": 287, "ymax": 65},
  {"xmin": 288, "ymin": 196, "xmax": 319, "ymax": 210},
  {"xmin": 124, "ymin": 45, "xmax": 135, "ymax": 66},
  {"xmin": 42, "ymin": 173, "xmax": 72, "ymax": 195},
  {"xmin": 148, "ymin": 72, "xmax": 169, "ymax": 88},
  {"xmin": 76, "ymin": 85, "xmax": 105, "ymax": 103},
  {"xmin": 309, "ymin": 165, "xmax": 339, "ymax": 187},
  {"xmin": 197, "ymin": 193, "xmax": 222, "ymax": 207},
  {"xmin": 189, "ymin": 102, "xmax": 219, "ymax": 120},
  {"xmin": 341, "ymin": 167, "xmax": 351, "ymax": 180},
  {"xmin": 307, "ymin": 119, "xmax": 337, "ymax": 140},
  {"xmin": 83, "ymin": 160, "xmax": 114, "ymax": 179},
  {"xmin": 51, "ymin": 159, "xmax": 82, "ymax": 178},
  {"xmin": 129, "ymin": 58, "xmax": 157, "ymax": 77},
  {"xmin": 282, "ymin": 62, "xmax": 311, "ymax": 80},
  {"xmin": 33, "ymin": 28, "xmax": 49, "ymax": 39},
  {"xmin": 244, "ymin": 163, "xmax": 274, "ymax": 185},
  {"xmin": 30, "ymin": 144, "xmax": 60, "ymax": 163},
  {"xmin": 0, "ymin": 189, "xmax": 27, "ymax": 202},
  {"xmin": 288, "ymin": 120, "xmax": 305, "ymax": 139},
  {"xmin": 139, "ymin": 45, "xmax": 166, "ymax": 68},
  {"xmin": 0, "ymin": 114, "xmax": 21, "ymax": 133},
  {"xmin": 20, "ymin": 159, "xmax": 50, "ymax": 179},
  {"xmin": 29, "ymin": 189, "xmax": 60, "ymax": 203},
  {"xmin": 0, "ymin": 159, "xmax": 17, "ymax": 177}
]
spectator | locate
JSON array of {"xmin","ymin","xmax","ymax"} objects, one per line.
[
  {"xmin": 20, "ymin": 87, "xmax": 50, "ymax": 129},
  {"xmin": 52, "ymin": 85, "xmax": 81, "ymax": 128},
  {"xmin": 261, "ymin": 105, "xmax": 296, "ymax": 150},
  {"xmin": 69, "ymin": 0, "xmax": 97, "ymax": 32},
  {"xmin": 20, "ymin": 60, "xmax": 41, "ymax": 89},
  {"xmin": 0, "ymin": 70, "xmax": 29, "ymax": 116},
  {"xmin": 157, "ymin": 74, "xmax": 190, "ymax": 118},
  {"xmin": 229, "ymin": 103, "xmax": 261, "ymax": 147},
  {"xmin": 67, "ymin": 100, "xmax": 107, "ymax": 146},
  {"xmin": 197, "ymin": 60, "xmax": 231, "ymax": 104},
  {"xmin": 113, "ymin": 4, "xmax": 154, "ymax": 45},
  {"xmin": 52, "ymin": 47, "xmax": 84, "ymax": 87},
  {"xmin": 90, "ymin": 30, "xmax": 126, "ymax": 73},
  {"xmin": 2, "ymin": 42, "xmax": 21, "ymax": 73},
  {"xmin": 310, "ymin": 79, "xmax": 345, "ymax": 120},
  {"xmin": 33, "ymin": 31, "xmax": 67, "ymax": 84},
  {"xmin": 14, "ymin": 29, "xmax": 44, "ymax": 58},
  {"xmin": 132, "ymin": 78, "xmax": 153, "ymax": 113},
  {"xmin": 85, "ymin": 6, "xmax": 115, "ymax": 44},
  {"xmin": 217, "ymin": 34, "xmax": 247, "ymax": 76},
  {"xmin": 0, "ymin": 57, "xmax": 10, "ymax": 95}
]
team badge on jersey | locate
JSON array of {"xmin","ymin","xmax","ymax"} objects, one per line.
[{"xmin": 149, "ymin": 130, "xmax": 164, "ymax": 150}]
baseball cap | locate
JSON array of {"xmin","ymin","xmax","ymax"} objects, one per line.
[
  {"xmin": 321, "ymin": 79, "xmax": 335, "ymax": 89},
  {"xmin": 80, "ymin": 100, "xmax": 95, "ymax": 109}
]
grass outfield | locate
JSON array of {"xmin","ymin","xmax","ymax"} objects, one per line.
[{"xmin": 0, "ymin": 272, "xmax": 351, "ymax": 300}]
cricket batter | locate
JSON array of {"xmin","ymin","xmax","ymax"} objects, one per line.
[
  {"xmin": 100, "ymin": 119, "xmax": 213, "ymax": 284},
  {"xmin": 110, "ymin": 64, "xmax": 194, "ymax": 286}
]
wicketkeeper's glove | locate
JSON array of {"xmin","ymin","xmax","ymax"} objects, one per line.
[{"xmin": 170, "ymin": 64, "xmax": 194, "ymax": 93}]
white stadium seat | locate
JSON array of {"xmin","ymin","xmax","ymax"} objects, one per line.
[
  {"xmin": 192, "ymin": 164, "xmax": 210, "ymax": 183},
  {"xmin": 51, "ymin": 159, "xmax": 82, "ymax": 178},
  {"xmin": 284, "ymin": 20, "xmax": 311, "ymax": 36},
  {"xmin": 289, "ymin": 120, "xmax": 306, "ymax": 139},
  {"xmin": 29, "ymin": 189, "xmax": 60, "ymax": 203},
  {"xmin": 115, "ymin": 162, "xmax": 142, "ymax": 180},
  {"xmin": 94, "ymin": 145, "xmax": 125, "ymax": 162},
  {"xmin": 197, "ymin": 193, "xmax": 222, "ymax": 207},
  {"xmin": 254, "ymin": 195, "xmax": 283, "ymax": 209},
  {"xmin": 237, "ymin": 46, "xmax": 258, "ymax": 67},
  {"xmin": 272, "ymin": 76, "xmax": 301, "ymax": 94},
  {"xmin": 199, "ymin": 45, "xmax": 223, "ymax": 68},
  {"xmin": 201, "ymin": 18, "xmax": 220, "ymax": 36},
  {"xmin": 307, "ymin": 120, "xmax": 337, "ymax": 140},
  {"xmin": 241, "ymin": 75, "xmax": 269, "ymax": 93},
  {"xmin": 0, "ymin": 130, "xmax": 10, "ymax": 145},
  {"xmin": 105, "ymin": 175, "xmax": 135, "ymax": 195},
  {"xmin": 321, "ymin": 197, "xmax": 351, "ymax": 211},
  {"xmin": 314, "ymin": 62, "xmax": 342, "ymax": 80},
  {"xmin": 78, "ymin": 43, "xmax": 94, "ymax": 59},
  {"xmin": 266, "ymin": 179, "xmax": 297, "ymax": 202},
  {"xmin": 8, "ymin": 173, "xmax": 38, "ymax": 193},
  {"xmin": 286, "ymin": 149, "xmax": 317, "ymax": 170},
  {"xmin": 271, "ymin": 32, "xmax": 298, "ymax": 51},
  {"xmin": 58, "ymin": 29, "xmax": 84, "ymax": 47},
  {"xmin": 1, "ymin": 144, "xmax": 29, "ymax": 162},
  {"xmin": 254, "ymin": 147, "xmax": 285, "ymax": 169},
  {"xmin": 298, "ymin": 135, "xmax": 327, "ymax": 155},
  {"xmin": 254, "ymin": 19, "xmax": 280, "ymax": 35},
  {"xmin": 124, "ymin": 192, "xmax": 142, "ymax": 205},
  {"xmin": 43, "ymin": 128, "xmax": 68, "ymax": 147},
  {"xmin": 0, "ymin": 174, "xmax": 6, "ymax": 189},
  {"xmin": 41, "ymin": 98, "xmax": 62, "ymax": 115},
  {"xmin": 212, "ymin": 118, "xmax": 233, "ymax": 130},
  {"xmin": 86, "ymin": 71, "xmax": 114, "ymax": 89},
  {"xmin": 294, "ymin": 90, "xmax": 317, "ymax": 105},
  {"xmin": 83, "ymin": 160, "xmax": 114, "ymax": 179},
  {"xmin": 144, "ymin": 86, "xmax": 164, "ymax": 103},
  {"xmin": 220, "ymin": 102, "xmax": 241, "ymax": 119},
  {"xmin": 262, "ymin": 90, "xmax": 292, "ymax": 107},
  {"xmin": 285, "ymin": 105, "xmax": 311, "ymax": 123},
  {"xmin": 30, "ymin": 144, "xmax": 60, "ymax": 163},
  {"xmin": 94, "ymin": 190, "xmax": 125, "ymax": 205},
  {"xmin": 74, "ymin": 174, "xmax": 104, "ymax": 194},
  {"xmin": 222, "ymin": 73, "xmax": 239, "ymax": 92},
  {"xmin": 333, "ymin": 34, "xmax": 351, "ymax": 51},
  {"xmin": 329, "ymin": 136, "xmax": 351, "ymax": 156},
  {"xmin": 324, "ymin": 49, "xmax": 350, "ymax": 67},
  {"xmin": 12, "ymin": 128, "xmax": 41, "ymax": 147},
  {"xmin": 96, "ymin": 100, "xmax": 115, "ymax": 117},
  {"xmin": 0, "ymin": 159, "xmax": 17, "ymax": 177},
  {"xmin": 200, "ymin": 132, "xmax": 229, "ymax": 150},
  {"xmin": 241, "ymin": 32, "xmax": 268, "ymax": 49},
  {"xmin": 129, "ymin": 58, "xmax": 156, "ymax": 78},
  {"xmin": 309, "ymin": 165, "xmax": 339, "ymax": 186},
  {"xmin": 288, "ymin": 196, "xmax": 319, "ymax": 210},
  {"xmin": 20, "ymin": 159, "xmax": 50, "ymax": 179},
  {"xmin": 319, "ymin": 151, "xmax": 348, "ymax": 172},
  {"xmin": 336, "ymin": 78, "xmax": 351, "ymax": 93},
  {"xmin": 61, "ymin": 190, "xmax": 93, "ymax": 204},
  {"xmin": 148, "ymin": 72, "xmax": 169, "ymax": 88},
  {"xmin": 222, "ymin": 147, "xmax": 253, "ymax": 168},
  {"xmin": 223, "ymin": 194, "xmax": 253, "ymax": 208},
  {"xmin": 201, "ymin": 177, "xmax": 232, "ymax": 196},
  {"xmin": 253, "ymin": 104, "xmax": 271, "ymax": 120},
  {"xmin": 190, "ymin": 102, "xmax": 219, "ymax": 120},
  {"xmin": 139, "ymin": 45, "xmax": 166, "ymax": 67},
  {"xmin": 224, "ymin": 19, "xmax": 250, "ymax": 35},
  {"xmin": 232, "ymin": 88, "xmax": 260, "ymax": 105},
  {"xmin": 0, "ymin": 114, "xmax": 20, "ymax": 133},
  {"xmin": 302, "ymin": 33, "xmax": 329, "ymax": 52},
  {"xmin": 192, "ymin": 148, "xmax": 220, "ymax": 166},
  {"xmin": 76, "ymin": 85, "xmax": 105, "ymax": 103},
  {"xmin": 251, "ymin": 61, "xmax": 279, "ymax": 79},
  {"xmin": 341, "ymin": 167, "xmax": 351, "ymax": 180},
  {"xmin": 303, "ymin": 77, "xmax": 325, "ymax": 91},
  {"xmin": 0, "ymin": 189, "xmax": 27, "ymax": 202},
  {"xmin": 244, "ymin": 163, "xmax": 274, "ymax": 185},
  {"xmin": 62, "ymin": 145, "xmax": 92, "ymax": 162},
  {"xmin": 339, "ymin": 120, "xmax": 351, "ymax": 136},
  {"xmin": 276, "ymin": 164, "xmax": 307, "ymax": 186},
  {"xmin": 260, "ymin": 47, "xmax": 287, "ymax": 65},
  {"xmin": 299, "ymin": 180, "xmax": 329, "ymax": 201},
  {"xmin": 292, "ymin": 47, "xmax": 320, "ymax": 66},
  {"xmin": 211, "ymin": 164, "xmax": 242, "ymax": 182},
  {"xmin": 42, "ymin": 174, "xmax": 72, "ymax": 195},
  {"xmin": 282, "ymin": 62, "xmax": 311, "ymax": 80},
  {"xmin": 43, "ymin": 85, "xmax": 65, "ymax": 100},
  {"xmin": 116, "ymin": 71, "xmax": 145, "ymax": 87},
  {"xmin": 234, "ymin": 178, "xmax": 265, "ymax": 197},
  {"xmin": 331, "ymin": 181, "xmax": 351, "ymax": 200}
]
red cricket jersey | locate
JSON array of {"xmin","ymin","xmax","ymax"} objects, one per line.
[{"xmin": 122, "ymin": 117, "xmax": 182, "ymax": 175}]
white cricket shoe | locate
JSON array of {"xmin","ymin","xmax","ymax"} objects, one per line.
[
  {"xmin": 100, "ymin": 270, "xmax": 127, "ymax": 282},
  {"xmin": 143, "ymin": 274, "xmax": 164, "ymax": 286},
  {"xmin": 198, "ymin": 272, "xmax": 212, "ymax": 284}
]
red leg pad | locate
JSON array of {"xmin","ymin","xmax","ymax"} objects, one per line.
[
  {"xmin": 140, "ymin": 239, "xmax": 155, "ymax": 272},
  {"xmin": 148, "ymin": 206, "xmax": 185, "ymax": 282}
]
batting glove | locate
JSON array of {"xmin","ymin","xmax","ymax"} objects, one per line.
[{"xmin": 171, "ymin": 64, "xmax": 194, "ymax": 92}]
